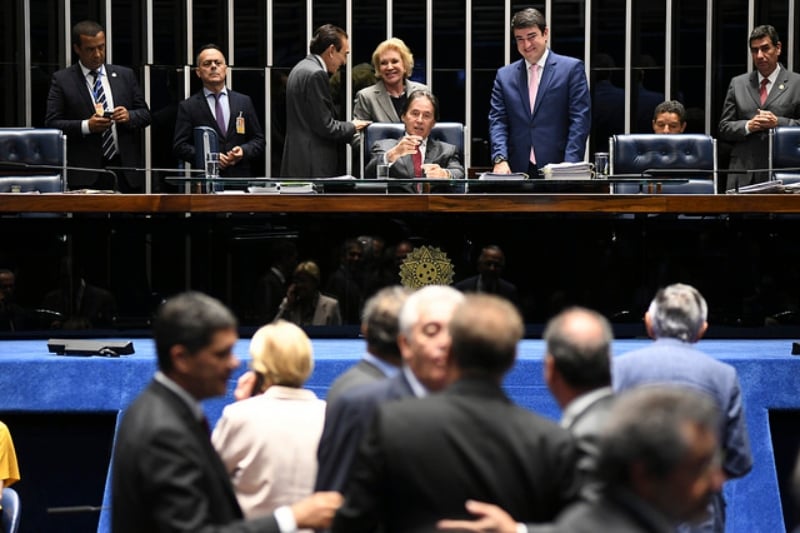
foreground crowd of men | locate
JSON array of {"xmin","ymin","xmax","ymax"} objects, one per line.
[{"xmin": 110, "ymin": 281, "xmax": 751, "ymax": 533}]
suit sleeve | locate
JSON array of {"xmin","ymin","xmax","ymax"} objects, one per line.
[
  {"xmin": 443, "ymin": 145, "xmax": 465, "ymax": 180},
  {"xmin": 307, "ymin": 70, "xmax": 357, "ymax": 142},
  {"xmin": 353, "ymin": 89, "xmax": 371, "ymax": 121},
  {"xmin": 330, "ymin": 407, "xmax": 387, "ymax": 533},
  {"xmin": 44, "ymin": 72, "xmax": 85, "ymax": 136},
  {"xmin": 173, "ymin": 101, "xmax": 196, "ymax": 164},
  {"xmin": 237, "ymin": 96, "xmax": 266, "ymax": 160},
  {"xmin": 121, "ymin": 70, "xmax": 152, "ymax": 130},
  {"xmin": 722, "ymin": 375, "xmax": 753, "ymax": 479},
  {"xmin": 718, "ymin": 81, "xmax": 749, "ymax": 142},
  {"xmin": 488, "ymin": 71, "xmax": 510, "ymax": 161},
  {"xmin": 139, "ymin": 425, "xmax": 280, "ymax": 533},
  {"xmin": 564, "ymin": 61, "xmax": 591, "ymax": 162}
]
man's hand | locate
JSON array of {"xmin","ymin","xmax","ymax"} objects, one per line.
[
  {"xmin": 291, "ymin": 491, "xmax": 343, "ymax": 529},
  {"xmin": 387, "ymin": 134, "xmax": 423, "ymax": 163},
  {"xmin": 748, "ymin": 109, "xmax": 778, "ymax": 132},
  {"xmin": 437, "ymin": 500, "xmax": 519, "ymax": 533},
  {"xmin": 88, "ymin": 114, "xmax": 113, "ymax": 133},
  {"xmin": 220, "ymin": 146, "xmax": 244, "ymax": 169},
  {"xmin": 422, "ymin": 163, "xmax": 450, "ymax": 179},
  {"xmin": 353, "ymin": 119, "xmax": 372, "ymax": 131},
  {"xmin": 492, "ymin": 161, "xmax": 512, "ymax": 174},
  {"xmin": 109, "ymin": 106, "xmax": 130, "ymax": 124}
]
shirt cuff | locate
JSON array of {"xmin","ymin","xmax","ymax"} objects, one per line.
[
  {"xmin": 82, "ymin": 119, "xmax": 91, "ymax": 136},
  {"xmin": 516, "ymin": 523, "xmax": 527, "ymax": 533},
  {"xmin": 274, "ymin": 505, "xmax": 297, "ymax": 533}
]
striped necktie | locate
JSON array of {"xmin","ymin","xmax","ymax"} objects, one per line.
[{"xmin": 90, "ymin": 70, "xmax": 118, "ymax": 161}]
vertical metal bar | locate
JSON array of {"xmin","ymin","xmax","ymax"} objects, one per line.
[
  {"xmin": 705, "ymin": 0, "xmax": 713, "ymax": 133},
  {"xmin": 789, "ymin": 0, "xmax": 795, "ymax": 71},
  {"xmin": 265, "ymin": 0, "xmax": 273, "ymax": 177},
  {"xmin": 463, "ymin": 0, "xmax": 471, "ymax": 169},
  {"xmin": 387, "ymin": 0, "xmax": 393, "ymax": 37},
  {"xmin": 624, "ymin": 0, "xmax": 632, "ymax": 133},
  {"xmin": 227, "ymin": 0, "xmax": 234, "ymax": 87},
  {"xmin": 64, "ymin": 2, "xmax": 71, "ymax": 66},
  {"xmin": 144, "ymin": 0, "xmax": 154, "ymax": 194},
  {"xmin": 105, "ymin": 0, "xmax": 113, "ymax": 64},
  {"xmin": 307, "ymin": 0, "xmax": 313, "ymax": 48},
  {"xmin": 23, "ymin": 0, "xmax": 31, "ymax": 126},
  {"xmin": 426, "ymin": 0, "xmax": 432, "ymax": 89},
  {"xmin": 747, "ymin": 0, "xmax": 754, "ymax": 71},
  {"xmin": 505, "ymin": 0, "xmax": 511, "ymax": 65},
  {"xmin": 665, "ymin": 0, "xmax": 672, "ymax": 99},
  {"xmin": 585, "ymin": 0, "xmax": 592, "ymax": 160}
]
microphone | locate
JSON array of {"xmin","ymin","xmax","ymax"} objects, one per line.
[{"xmin": 0, "ymin": 160, "xmax": 120, "ymax": 191}]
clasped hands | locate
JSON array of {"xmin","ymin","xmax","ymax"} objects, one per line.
[
  {"xmin": 748, "ymin": 109, "xmax": 778, "ymax": 132},
  {"xmin": 387, "ymin": 134, "xmax": 451, "ymax": 179}
]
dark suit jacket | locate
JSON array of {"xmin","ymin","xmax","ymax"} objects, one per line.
[
  {"xmin": 489, "ymin": 51, "xmax": 591, "ymax": 173},
  {"xmin": 281, "ymin": 55, "xmax": 356, "ymax": 177},
  {"xmin": 453, "ymin": 275, "xmax": 520, "ymax": 307},
  {"xmin": 111, "ymin": 380, "xmax": 279, "ymax": 533},
  {"xmin": 44, "ymin": 63, "xmax": 151, "ymax": 189},
  {"xmin": 331, "ymin": 378, "xmax": 578, "ymax": 533},
  {"xmin": 718, "ymin": 65, "xmax": 800, "ymax": 186},
  {"xmin": 173, "ymin": 89, "xmax": 265, "ymax": 177},
  {"xmin": 541, "ymin": 489, "xmax": 674, "ymax": 533},
  {"xmin": 316, "ymin": 371, "xmax": 414, "ymax": 492}
]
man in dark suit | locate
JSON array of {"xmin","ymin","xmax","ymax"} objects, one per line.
[
  {"xmin": 325, "ymin": 285, "xmax": 410, "ymax": 404},
  {"xmin": 613, "ymin": 283, "xmax": 752, "ymax": 533},
  {"xmin": 173, "ymin": 44, "xmax": 265, "ymax": 177},
  {"xmin": 111, "ymin": 291, "xmax": 342, "ymax": 533},
  {"xmin": 364, "ymin": 89, "xmax": 464, "ymax": 192},
  {"xmin": 489, "ymin": 8, "xmax": 590, "ymax": 176},
  {"xmin": 315, "ymin": 285, "xmax": 465, "ymax": 493},
  {"xmin": 331, "ymin": 294, "xmax": 578, "ymax": 532},
  {"xmin": 281, "ymin": 24, "xmax": 370, "ymax": 177},
  {"xmin": 719, "ymin": 25, "xmax": 800, "ymax": 188},
  {"xmin": 454, "ymin": 245, "xmax": 520, "ymax": 306},
  {"xmin": 45, "ymin": 20, "xmax": 151, "ymax": 192},
  {"xmin": 543, "ymin": 306, "xmax": 614, "ymax": 484}
]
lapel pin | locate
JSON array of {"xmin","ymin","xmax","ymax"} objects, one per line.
[
  {"xmin": 111, "ymin": 72, "xmax": 117, "ymax": 78},
  {"xmin": 779, "ymin": 84, "xmax": 785, "ymax": 90}
]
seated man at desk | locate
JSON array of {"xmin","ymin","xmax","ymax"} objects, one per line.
[
  {"xmin": 652, "ymin": 100, "xmax": 687, "ymax": 134},
  {"xmin": 364, "ymin": 89, "xmax": 463, "ymax": 192}
]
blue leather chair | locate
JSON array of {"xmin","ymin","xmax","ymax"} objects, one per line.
[
  {"xmin": 360, "ymin": 122, "xmax": 467, "ymax": 178},
  {"xmin": 2, "ymin": 487, "xmax": 21, "ymax": 533},
  {"xmin": 769, "ymin": 126, "xmax": 800, "ymax": 185},
  {"xmin": 609, "ymin": 133, "xmax": 717, "ymax": 194},
  {"xmin": 0, "ymin": 128, "xmax": 66, "ymax": 193}
]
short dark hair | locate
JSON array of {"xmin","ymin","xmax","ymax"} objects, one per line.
[
  {"xmin": 309, "ymin": 24, "xmax": 348, "ymax": 55},
  {"xmin": 544, "ymin": 307, "xmax": 612, "ymax": 390},
  {"xmin": 511, "ymin": 8, "xmax": 547, "ymax": 33},
  {"xmin": 362, "ymin": 286, "xmax": 411, "ymax": 359},
  {"xmin": 749, "ymin": 25, "xmax": 780, "ymax": 47},
  {"xmin": 72, "ymin": 20, "xmax": 104, "ymax": 46},
  {"xmin": 402, "ymin": 89, "xmax": 440, "ymax": 122},
  {"xmin": 653, "ymin": 100, "xmax": 686, "ymax": 123},
  {"xmin": 449, "ymin": 294, "xmax": 523, "ymax": 378},
  {"xmin": 195, "ymin": 43, "xmax": 226, "ymax": 66},
  {"xmin": 153, "ymin": 291, "xmax": 237, "ymax": 372}
]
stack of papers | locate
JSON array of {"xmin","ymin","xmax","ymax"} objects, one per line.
[
  {"xmin": 725, "ymin": 180, "xmax": 785, "ymax": 194},
  {"xmin": 247, "ymin": 182, "xmax": 316, "ymax": 194},
  {"xmin": 541, "ymin": 162, "xmax": 593, "ymax": 180},
  {"xmin": 478, "ymin": 172, "xmax": 528, "ymax": 180}
]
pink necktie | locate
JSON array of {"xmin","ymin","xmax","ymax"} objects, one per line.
[
  {"xmin": 760, "ymin": 78, "xmax": 769, "ymax": 106},
  {"xmin": 529, "ymin": 63, "xmax": 539, "ymax": 164}
]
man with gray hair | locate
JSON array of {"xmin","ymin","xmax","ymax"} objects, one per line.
[
  {"xmin": 613, "ymin": 283, "xmax": 752, "ymax": 533},
  {"xmin": 315, "ymin": 285, "xmax": 465, "ymax": 492}
]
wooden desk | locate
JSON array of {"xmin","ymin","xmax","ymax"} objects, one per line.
[{"xmin": 1, "ymin": 193, "xmax": 800, "ymax": 214}]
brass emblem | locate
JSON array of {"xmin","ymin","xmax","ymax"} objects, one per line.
[{"xmin": 399, "ymin": 245, "xmax": 455, "ymax": 288}]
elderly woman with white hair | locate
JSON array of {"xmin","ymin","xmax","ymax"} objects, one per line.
[{"xmin": 212, "ymin": 320, "xmax": 325, "ymax": 521}]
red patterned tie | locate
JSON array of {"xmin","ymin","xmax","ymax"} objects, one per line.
[
  {"xmin": 412, "ymin": 149, "xmax": 423, "ymax": 177},
  {"xmin": 760, "ymin": 78, "xmax": 769, "ymax": 106}
]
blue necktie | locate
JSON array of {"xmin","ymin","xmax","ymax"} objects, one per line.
[{"xmin": 90, "ymin": 70, "xmax": 118, "ymax": 161}]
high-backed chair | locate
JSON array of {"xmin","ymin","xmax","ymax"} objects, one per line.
[
  {"xmin": 360, "ymin": 122, "xmax": 467, "ymax": 178},
  {"xmin": 769, "ymin": 126, "xmax": 800, "ymax": 185},
  {"xmin": 609, "ymin": 133, "xmax": 717, "ymax": 194},
  {"xmin": 2, "ymin": 487, "xmax": 21, "ymax": 533},
  {"xmin": 0, "ymin": 128, "xmax": 67, "ymax": 193}
]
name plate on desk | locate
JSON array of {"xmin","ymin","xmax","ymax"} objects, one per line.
[{"xmin": 47, "ymin": 339, "xmax": 135, "ymax": 357}]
